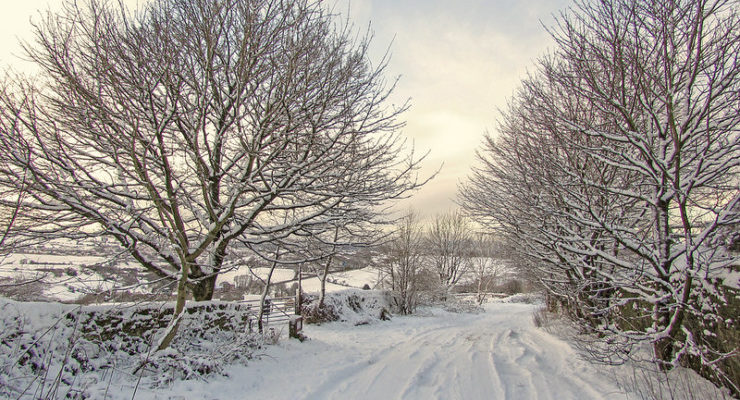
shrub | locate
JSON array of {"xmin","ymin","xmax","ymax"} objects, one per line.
[{"xmin": 0, "ymin": 300, "xmax": 266, "ymax": 399}]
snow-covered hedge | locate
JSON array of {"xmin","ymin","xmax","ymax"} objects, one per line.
[
  {"xmin": 301, "ymin": 289, "xmax": 395, "ymax": 326},
  {"xmin": 0, "ymin": 298, "xmax": 267, "ymax": 399},
  {"xmin": 498, "ymin": 293, "xmax": 544, "ymax": 305}
]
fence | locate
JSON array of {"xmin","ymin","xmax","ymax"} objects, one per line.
[{"xmin": 237, "ymin": 296, "xmax": 302, "ymax": 336}]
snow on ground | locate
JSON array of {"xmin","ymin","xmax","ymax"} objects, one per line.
[
  {"xmin": 3, "ymin": 293, "xmax": 726, "ymax": 399},
  {"xmin": 217, "ymin": 266, "xmax": 297, "ymax": 286},
  {"xmin": 128, "ymin": 301, "xmax": 634, "ymax": 400},
  {"xmin": 0, "ymin": 253, "xmax": 150, "ymax": 301},
  {"xmin": 216, "ymin": 266, "xmax": 383, "ymax": 296}
]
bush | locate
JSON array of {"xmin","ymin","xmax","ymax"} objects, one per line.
[
  {"xmin": 441, "ymin": 297, "xmax": 483, "ymax": 314},
  {"xmin": 300, "ymin": 290, "xmax": 396, "ymax": 325},
  {"xmin": 301, "ymin": 300, "xmax": 340, "ymax": 325},
  {"xmin": 0, "ymin": 299, "xmax": 266, "ymax": 399}
]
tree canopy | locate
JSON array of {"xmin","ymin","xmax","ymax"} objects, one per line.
[{"xmin": 0, "ymin": 0, "xmax": 426, "ymax": 302}]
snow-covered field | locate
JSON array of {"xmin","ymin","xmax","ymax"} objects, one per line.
[
  {"xmin": 0, "ymin": 251, "xmax": 382, "ymax": 302},
  {"xmin": 0, "ymin": 252, "xmax": 153, "ymax": 301},
  {"xmin": 126, "ymin": 301, "xmax": 635, "ymax": 400},
  {"xmin": 215, "ymin": 265, "xmax": 379, "ymax": 295}
]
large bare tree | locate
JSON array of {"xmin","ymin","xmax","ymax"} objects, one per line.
[
  {"xmin": 0, "ymin": 0, "xmax": 426, "ymax": 346},
  {"xmin": 461, "ymin": 0, "xmax": 739, "ymax": 391}
]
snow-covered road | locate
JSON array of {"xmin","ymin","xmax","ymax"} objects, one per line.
[{"xmin": 164, "ymin": 302, "xmax": 631, "ymax": 400}]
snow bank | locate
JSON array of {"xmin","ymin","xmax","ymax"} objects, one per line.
[
  {"xmin": 301, "ymin": 289, "xmax": 395, "ymax": 326},
  {"xmin": 496, "ymin": 293, "xmax": 544, "ymax": 304}
]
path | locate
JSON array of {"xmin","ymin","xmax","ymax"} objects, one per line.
[{"xmin": 166, "ymin": 301, "xmax": 631, "ymax": 400}]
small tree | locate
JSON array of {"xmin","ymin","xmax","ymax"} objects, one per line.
[
  {"xmin": 383, "ymin": 211, "xmax": 424, "ymax": 314},
  {"xmin": 299, "ymin": 210, "xmax": 385, "ymax": 309},
  {"xmin": 426, "ymin": 211, "xmax": 471, "ymax": 292},
  {"xmin": 468, "ymin": 233, "xmax": 506, "ymax": 305}
]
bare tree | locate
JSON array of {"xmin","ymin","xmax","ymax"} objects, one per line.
[
  {"xmin": 307, "ymin": 224, "xmax": 343, "ymax": 308},
  {"xmin": 262, "ymin": 205, "xmax": 387, "ymax": 310},
  {"xmin": 426, "ymin": 210, "xmax": 471, "ymax": 292},
  {"xmin": 308, "ymin": 214, "xmax": 386, "ymax": 309},
  {"xmin": 468, "ymin": 233, "xmax": 506, "ymax": 305},
  {"xmin": 0, "ymin": 0, "xmax": 426, "ymax": 349},
  {"xmin": 461, "ymin": 0, "xmax": 739, "ymax": 391},
  {"xmin": 383, "ymin": 210, "xmax": 424, "ymax": 314}
]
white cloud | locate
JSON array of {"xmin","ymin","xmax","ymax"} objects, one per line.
[{"xmin": 370, "ymin": 1, "xmax": 569, "ymax": 215}]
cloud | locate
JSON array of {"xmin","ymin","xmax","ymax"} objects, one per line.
[{"xmin": 334, "ymin": 0, "xmax": 571, "ymax": 215}]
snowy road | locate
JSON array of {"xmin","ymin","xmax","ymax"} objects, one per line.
[{"xmin": 163, "ymin": 302, "xmax": 631, "ymax": 400}]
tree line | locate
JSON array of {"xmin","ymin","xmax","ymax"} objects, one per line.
[
  {"xmin": 460, "ymin": 0, "xmax": 739, "ymax": 394},
  {"xmin": 377, "ymin": 210, "xmax": 514, "ymax": 315}
]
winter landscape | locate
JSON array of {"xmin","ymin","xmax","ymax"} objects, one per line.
[{"xmin": 0, "ymin": 0, "xmax": 738, "ymax": 399}]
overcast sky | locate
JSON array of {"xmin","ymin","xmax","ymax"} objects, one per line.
[{"xmin": 0, "ymin": 0, "xmax": 571, "ymax": 218}]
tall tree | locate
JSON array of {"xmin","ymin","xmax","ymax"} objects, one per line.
[
  {"xmin": 461, "ymin": 0, "xmax": 739, "ymax": 388},
  {"xmin": 0, "ymin": 0, "xmax": 427, "ymax": 350},
  {"xmin": 0, "ymin": 0, "xmax": 425, "ymax": 301}
]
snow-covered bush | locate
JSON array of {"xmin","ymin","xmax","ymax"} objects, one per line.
[
  {"xmin": 500, "ymin": 293, "xmax": 543, "ymax": 305},
  {"xmin": 0, "ymin": 298, "xmax": 266, "ymax": 399},
  {"xmin": 440, "ymin": 297, "xmax": 483, "ymax": 314},
  {"xmin": 301, "ymin": 289, "xmax": 395, "ymax": 326}
]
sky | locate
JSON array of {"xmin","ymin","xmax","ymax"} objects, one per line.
[
  {"xmin": 0, "ymin": 0, "xmax": 571, "ymax": 218},
  {"xmin": 329, "ymin": 0, "xmax": 572, "ymax": 217}
]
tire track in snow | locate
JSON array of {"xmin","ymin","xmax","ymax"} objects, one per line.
[
  {"xmin": 303, "ymin": 324, "xmax": 466, "ymax": 399},
  {"xmin": 299, "ymin": 303, "xmax": 630, "ymax": 400}
]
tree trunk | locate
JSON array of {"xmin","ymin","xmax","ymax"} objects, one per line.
[
  {"xmin": 318, "ymin": 256, "xmax": 332, "ymax": 308},
  {"xmin": 652, "ymin": 196, "xmax": 676, "ymax": 366},
  {"xmin": 318, "ymin": 226, "xmax": 340, "ymax": 308},
  {"xmin": 653, "ymin": 305, "xmax": 675, "ymax": 369},
  {"xmin": 190, "ymin": 274, "xmax": 218, "ymax": 301},
  {"xmin": 258, "ymin": 249, "xmax": 281, "ymax": 333},
  {"xmin": 298, "ymin": 263, "xmax": 303, "ymax": 312},
  {"xmin": 188, "ymin": 241, "xmax": 227, "ymax": 301},
  {"xmin": 156, "ymin": 257, "xmax": 191, "ymax": 351},
  {"xmin": 258, "ymin": 265, "xmax": 276, "ymax": 334},
  {"xmin": 476, "ymin": 275, "xmax": 484, "ymax": 305}
]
